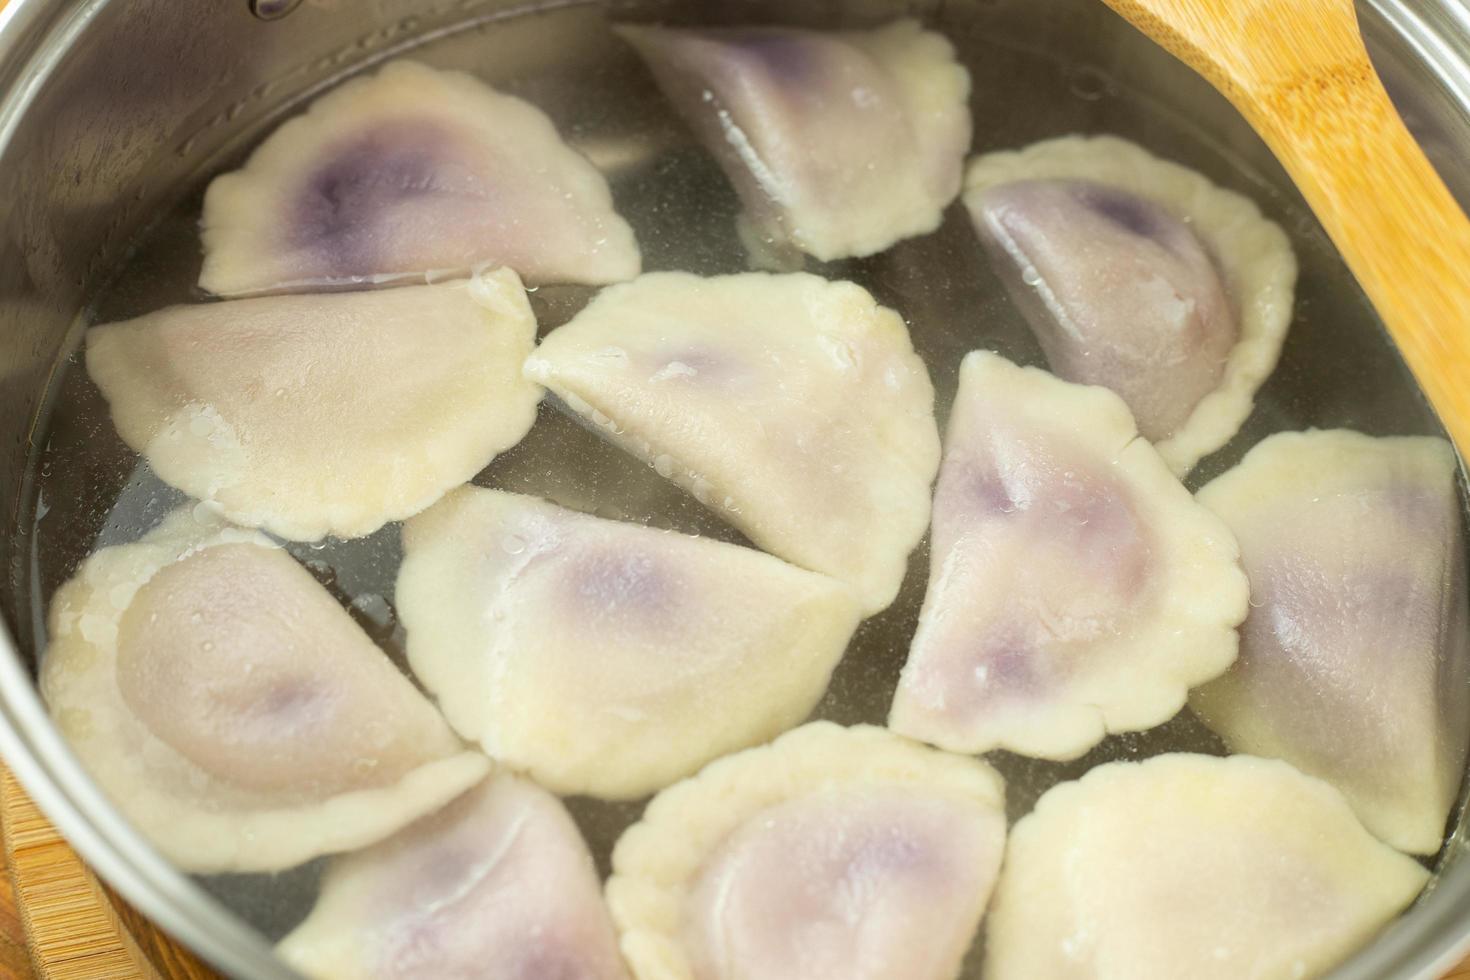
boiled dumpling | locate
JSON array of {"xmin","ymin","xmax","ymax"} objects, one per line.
[
  {"xmin": 985, "ymin": 753, "xmax": 1429, "ymax": 980},
  {"xmin": 40, "ymin": 510, "xmax": 490, "ymax": 873},
  {"xmin": 618, "ymin": 20, "xmax": 970, "ymax": 265},
  {"xmin": 1191, "ymin": 430, "xmax": 1470, "ymax": 854},
  {"xmin": 87, "ymin": 269, "xmax": 541, "ymax": 541},
  {"xmin": 396, "ymin": 487, "xmax": 861, "ymax": 799},
  {"xmin": 278, "ymin": 774, "xmax": 628, "ymax": 980},
  {"xmin": 889, "ymin": 352, "xmax": 1247, "ymax": 760},
  {"xmin": 964, "ymin": 135, "xmax": 1296, "ymax": 475},
  {"xmin": 608, "ymin": 722, "xmax": 1006, "ymax": 980},
  {"xmin": 199, "ymin": 60, "xmax": 640, "ymax": 296},
  {"xmin": 523, "ymin": 271, "xmax": 939, "ymax": 613}
]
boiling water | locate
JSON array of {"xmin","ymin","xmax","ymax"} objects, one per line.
[{"xmin": 12, "ymin": 0, "xmax": 1458, "ymax": 962}]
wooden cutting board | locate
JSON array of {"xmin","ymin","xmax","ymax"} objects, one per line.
[
  {"xmin": 0, "ymin": 766, "xmax": 213, "ymax": 980},
  {"xmin": 0, "ymin": 760, "xmax": 1466, "ymax": 980}
]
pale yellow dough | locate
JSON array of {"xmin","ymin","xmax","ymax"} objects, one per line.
[
  {"xmin": 199, "ymin": 59, "xmax": 640, "ymax": 295},
  {"xmin": 40, "ymin": 509, "xmax": 489, "ymax": 873},
  {"xmin": 985, "ymin": 754, "xmax": 1429, "ymax": 980},
  {"xmin": 87, "ymin": 269, "xmax": 541, "ymax": 541},
  {"xmin": 524, "ymin": 271, "xmax": 939, "ymax": 614},
  {"xmin": 964, "ymin": 135, "xmax": 1296, "ymax": 475},
  {"xmin": 396, "ymin": 488, "xmax": 861, "ymax": 800},
  {"xmin": 890, "ymin": 351, "xmax": 1247, "ymax": 760},
  {"xmin": 608, "ymin": 722, "xmax": 1006, "ymax": 980},
  {"xmin": 1192, "ymin": 430, "xmax": 1469, "ymax": 855},
  {"xmin": 619, "ymin": 20, "xmax": 971, "ymax": 265},
  {"xmin": 279, "ymin": 774, "xmax": 628, "ymax": 980}
]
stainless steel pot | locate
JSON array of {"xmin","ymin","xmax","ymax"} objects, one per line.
[{"xmin": 0, "ymin": 0, "xmax": 1468, "ymax": 977}]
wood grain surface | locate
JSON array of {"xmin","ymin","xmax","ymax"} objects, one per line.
[{"xmin": 0, "ymin": 765, "xmax": 212, "ymax": 980}]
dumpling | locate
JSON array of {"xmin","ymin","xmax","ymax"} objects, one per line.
[
  {"xmin": 964, "ymin": 135, "xmax": 1296, "ymax": 475},
  {"xmin": 889, "ymin": 352, "xmax": 1247, "ymax": 760},
  {"xmin": 278, "ymin": 774, "xmax": 628, "ymax": 980},
  {"xmin": 39, "ymin": 509, "xmax": 489, "ymax": 873},
  {"xmin": 87, "ymin": 269, "xmax": 541, "ymax": 541},
  {"xmin": 985, "ymin": 753, "xmax": 1429, "ymax": 980},
  {"xmin": 523, "ymin": 271, "xmax": 939, "ymax": 613},
  {"xmin": 618, "ymin": 20, "xmax": 970, "ymax": 265},
  {"xmin": 396, "ymin": 487, "xmax": 861, "ymax": 799},
  {"xmin": 608, "ymin": 722, "xmax": 1006, "ymax": 980},
  {"xmin": 199, "ymin": 60, "xmax": 640, "ymax": 296},
  {"xmin": 1191, "ymin": 430, "xmax": 1470, "ymax": 855}
]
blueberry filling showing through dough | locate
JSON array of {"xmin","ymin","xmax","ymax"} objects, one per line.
[
  {"xmin": 1078, "ymin": 181, "xmax": 1164, "ymax": 240},
  {"xmin": 291, "ymin": 119, "xmax": 490, "ymax": 273},
  {"xmin": 973, "ymin": 177, "xmax": 1239, "ymax": 444}
]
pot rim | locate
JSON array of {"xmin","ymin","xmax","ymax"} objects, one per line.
[
  {"xmin": 0, "ymin": 7, "xmax": 320, "ymax": 976},
  {"xmin": 0, "ymin": 1, "xmax": 1467, "ymax": 978}
]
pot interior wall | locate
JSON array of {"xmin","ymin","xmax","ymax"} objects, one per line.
[{"xmin": 0, "ymin": 0, "xmax": 1466, "ymax": 976}]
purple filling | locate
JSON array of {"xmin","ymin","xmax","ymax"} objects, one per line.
[
  {"xmin": 971, "ymin": 178, "xmax": 1238, "ymax": 443},
  {"xmin": 969, "ymin": 629, "xmax": 1043, "ymax": 700},
  {"xmin": 1075, "ymin": 182, "xmax": 1166, "ymax": 241},
  {"xmin": 717, "ymin": 29, "xmax": 824, "ymax": 85},
  {"xmin": 505, "ymin": 945, "xmax": 607, "ymax": 980},
  {"xmin": 288, "ymin": 118, "xmax": 483, "ymax": 275},
  {"xmin": 964, "ymin": 468, "xmax": 1018, "ymax": 516},
  {"xmin": 564, "ymin": 548, "xmax": 679, "ymax": 622},
  {"xmin": 251, "ymin": 679, "xmax": 332, "ymax": 732}
]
